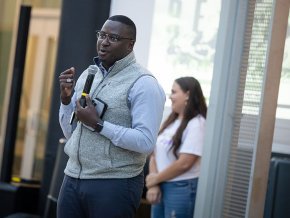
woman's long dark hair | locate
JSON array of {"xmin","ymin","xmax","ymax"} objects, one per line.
[{"xmin": 159, "ymin": 77, "xmax": 207, "ymax": 158}]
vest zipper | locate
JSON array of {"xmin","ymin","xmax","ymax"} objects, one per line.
[
  {"xmin": 91, "ymin": 74, "xmax": 109, "ymax": 97},
  {"xmin": 76, "ymin": 77, "xmax": 107, "ymax": 179},
  {"xmin": 77, "ymin": 125, "xmax": 83, "ymax": 178}
]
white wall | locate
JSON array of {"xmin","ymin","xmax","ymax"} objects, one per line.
[{"xmin": 110, "ymin": 0, "xmax": 155, "ymax": 68}]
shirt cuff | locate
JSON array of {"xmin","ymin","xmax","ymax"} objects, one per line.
[
  {"xmin": 60, "ymin": 101, "xmax": 74, "ymax": 113},
  {"xmin": 100, "ymin": 121, "xmax": 115, "ymax": 139}
]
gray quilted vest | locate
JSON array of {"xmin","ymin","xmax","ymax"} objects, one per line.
[{"xmin": 64, "ymin": 52, "xmax": 150, "ymax": 179}]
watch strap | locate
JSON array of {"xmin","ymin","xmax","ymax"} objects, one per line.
[{"xmin": 93, "ymin": 120, "xmax": 104, "ymax": 133}]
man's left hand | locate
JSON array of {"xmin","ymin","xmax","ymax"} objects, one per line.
[{"xmin": 75, "ymin": 95, "xmax": 101, "ymax": 128}]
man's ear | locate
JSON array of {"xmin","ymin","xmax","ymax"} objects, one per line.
[{"xmin": 128, "ymin": 40, "xmax": 135, "ymax": 51}]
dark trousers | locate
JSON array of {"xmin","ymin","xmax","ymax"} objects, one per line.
[{"xmin": 57, "ymin": 173, "xmax": 144, "ymax": 218}]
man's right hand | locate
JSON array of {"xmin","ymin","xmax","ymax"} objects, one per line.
[{"xmin": 59, "ymin": 67, "xmax": 75, "ymax": 105}]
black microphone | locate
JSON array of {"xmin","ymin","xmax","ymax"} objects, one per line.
[
  {"xmin": 69, "ymin": 65, "xmax": 98, "ymax": 125},
  {"xmin": 79, "ymin": 65, "xmax": 98, "ymax": 107}
]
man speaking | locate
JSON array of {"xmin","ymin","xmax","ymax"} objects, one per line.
[{"xmin": 58, "ymin": 15, "xmax": 165, "ymax": 218}]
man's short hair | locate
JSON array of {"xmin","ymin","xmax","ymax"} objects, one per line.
[{"xmin": 108, "ymin": 15, "xmax": 136, "ymax": 39}]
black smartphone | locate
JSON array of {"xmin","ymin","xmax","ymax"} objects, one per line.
[{"xmin": 92, "ymin": 97, "xmax": 108, "ymax": 119}]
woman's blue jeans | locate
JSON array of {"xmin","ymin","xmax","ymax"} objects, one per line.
[{"xmin": 151, "ymin": 178, "xmax": 198, "ymax": 218}]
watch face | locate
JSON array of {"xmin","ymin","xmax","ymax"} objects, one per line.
[{"xmin": 95, "ymin": 122, "xmax": 104, "ymax": 133}]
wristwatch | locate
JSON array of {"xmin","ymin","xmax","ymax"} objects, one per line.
[{"xmin": 93, "ymin": 120, "xmax": 104, "ymax": 133}]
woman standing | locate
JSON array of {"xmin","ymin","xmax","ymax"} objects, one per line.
[{"xmin": 146, "ymin": 77, "xmax": 207, "ymax": 218}]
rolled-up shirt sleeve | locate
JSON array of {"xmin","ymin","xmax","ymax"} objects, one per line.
[{"xmin": 101, "ymin": 76, "xmax": 166, "ymax": 154}]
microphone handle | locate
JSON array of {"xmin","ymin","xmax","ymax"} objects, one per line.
[
  {"xmin": 80, "ymin": 96, "xmax": 86, "ymax": 107},
  {"xmin": 69, "ymin": 65, "xmax": 97, "ymax": 125},
  {"xmin": 80, "ymin": 72, "xmax": 95, "ymax": 107}
]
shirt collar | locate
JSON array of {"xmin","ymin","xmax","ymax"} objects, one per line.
[
  {"xmin": 93, "ymin": 52, "xmax": 136, "ymax": 77},
  {"xmin": 93, "ymin": 57, "xmax": 109, "ymax": 77}
]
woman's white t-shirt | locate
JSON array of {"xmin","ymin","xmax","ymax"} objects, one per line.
[{"xmin": 155, "ymin": 115, "xmax": 206, "ymax": 181}]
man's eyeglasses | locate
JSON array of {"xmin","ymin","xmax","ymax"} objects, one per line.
[{"xmin": 96, "ymin": 31, "xmax": 134, "ymax": 43}]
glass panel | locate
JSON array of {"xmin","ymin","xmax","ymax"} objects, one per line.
[
  {"xmin": 8, "ymin": 5, "xmax": 61, "ymax": 181},
  {"xmin": 13, "ymin": 35, "xmax": 38, "ymax": 177},
  {"xmin": 223, "ymin": 0, "xmax": 274, "ymax": 216},
  {"xmin": 0, "ymin": 0, "xmax": 18, "ymax": 148},
  {"xmin": 0, "ymin": 0, "xmax": 61, "ymax": 181},
  {"xmin": 148, "ymin": 0, "xmax": 221, "ymax": 107},
  {"xmin": 277, "ymin": 13, "xmax": 290, "ymax": 119},
  {"xmin": 13, "ymin": 34, "xmax": 58, "ymax": 179},
  {"xmin": 33, "ymin": 37, "xmax": 57, "ymax": 179}
]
